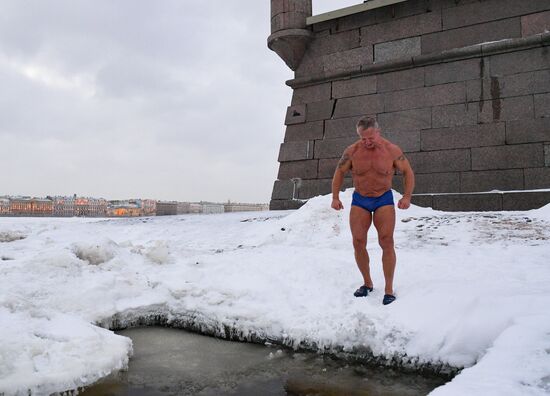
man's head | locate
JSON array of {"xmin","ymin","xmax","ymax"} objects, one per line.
[{"xmin": 356, "ymin": 116, "xmax": 381, "ymax": 149}]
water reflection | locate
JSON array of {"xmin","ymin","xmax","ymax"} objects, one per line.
[{"xmin": 82, "ymin": 327, "xmax": 448, "ymax": 396}]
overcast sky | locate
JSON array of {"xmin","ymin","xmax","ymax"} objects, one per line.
[{"xmin": 0, "ymin": 1, "xmax": 359, "ymax": 203}]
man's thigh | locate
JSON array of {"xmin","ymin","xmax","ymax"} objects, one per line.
[
  {"xmin": 373, "ymin": 205, "xmax": 396, "ymax": 238},
  {"xmin": 350, "ymin": 205, "xmax": 373, "ymax": 240}
]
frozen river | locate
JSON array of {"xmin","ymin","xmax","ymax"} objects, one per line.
[{"xmin": 3, "ymin": 193, "xmax": 549, "ymax": 395}]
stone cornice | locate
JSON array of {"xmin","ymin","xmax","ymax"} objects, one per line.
[{"xmin": 286, "ymin": 32, "xmax": 550, "ymax": 89}]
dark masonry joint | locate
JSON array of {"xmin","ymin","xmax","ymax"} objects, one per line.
[{"xmin": 330, "ymin": 99, "xmax": 338, "ymax": 119}]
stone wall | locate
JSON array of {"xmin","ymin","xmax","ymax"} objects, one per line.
[{"xmin": 270, "ymin": 0, "xmax": 550, "ymax": 211}]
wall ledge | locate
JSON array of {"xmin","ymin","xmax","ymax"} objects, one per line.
[{"xmin": 287, "ymin": 32, "xmax": 550, "ymax": 89}]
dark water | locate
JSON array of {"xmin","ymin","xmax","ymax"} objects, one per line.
[{"xmin": 81, "ymin": 327, "xmax": 448, "ymax": 396}]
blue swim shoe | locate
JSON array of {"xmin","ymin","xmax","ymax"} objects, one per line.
[
  {"xmin": 354, "ymin": 285, "xmax": 373, "ymax": 297},
  {"xmin": 382, "ymin": 294, "xmax": 396, "ymax": 305}
]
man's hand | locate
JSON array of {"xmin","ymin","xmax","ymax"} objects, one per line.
[
  {"xmin": 331, "ymin": 198, "xmax": 344, "ymax": 210},
  {"xmin": 397, "ymin": 196, "xmax": 411, "ymax": 210}
]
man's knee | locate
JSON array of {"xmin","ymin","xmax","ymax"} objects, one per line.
[
  {"xmin": 378, "ymin": 235, "xmax": 394, "ymax": 250},
  {"xmin": 352, "ymin": 237, "xmax": 367, "ymax": 250}
]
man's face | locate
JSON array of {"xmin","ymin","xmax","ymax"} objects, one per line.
[{"xmin": 357, "ymin": 127, "xmax": 380, "ymax": 149}]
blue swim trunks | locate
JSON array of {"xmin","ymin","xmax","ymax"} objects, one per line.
[{"xmin": 352, "ymin": 190, "xmax": 394, "ymax": 213}]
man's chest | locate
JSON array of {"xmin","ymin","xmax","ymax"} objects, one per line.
[{"xmin": 352, "ymin": 149, "xmax": 394, "ymax": 175}]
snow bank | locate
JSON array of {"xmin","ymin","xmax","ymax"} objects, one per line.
[
  {"xmin": 430, "ymin": 315, "xmax": 550, "ymax": 396},
  {"xmin": 531, "ymin": 202, "xmax": 550, "ymax": 220},
  {"xmin": 0, "ymin": 308, "xmax": 131, "ymax": 395},
  {"xmin": 1, "ymin": 189, "xmax": 549, "ymax": 395}
]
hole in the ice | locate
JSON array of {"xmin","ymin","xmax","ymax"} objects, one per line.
[{"xmin": 80, "ymin": 326, "xmax": 454, "ymax": 396}]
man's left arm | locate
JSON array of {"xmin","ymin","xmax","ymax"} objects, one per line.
[{"xmin": 393, "ymin": 150, "xmax": 415, "ymax": 210}]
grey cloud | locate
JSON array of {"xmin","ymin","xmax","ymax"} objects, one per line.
[{"xmin": 0, "ymin": 0, "xmax": 292, "ymax": 202}]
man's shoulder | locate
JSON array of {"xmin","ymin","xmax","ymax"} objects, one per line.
[
  {"xmin": 382, "ymin": 139, "xmax": 403, "ymax": 156},
  {"xmin": 344, "ymin": 141, "xmax": 361, "ymax": 154}
]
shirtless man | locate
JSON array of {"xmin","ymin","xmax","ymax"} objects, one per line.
[{"xmin": 331, "ymin": 116, "xmax": 415, "ymax": 305}]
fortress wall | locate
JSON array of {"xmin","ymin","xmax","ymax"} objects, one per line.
[{"xmin": 270, "ymin": 0, "xmax": 550, "ymax": 211}]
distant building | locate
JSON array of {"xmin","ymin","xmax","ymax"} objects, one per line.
[
  {"xmin": 142, "ymin": 199, "xmax": 156, "ymax": 216},
  {"xmin": 0, "ymin": 198, "xmax": 10, "ymax": 215},
  {"xmin": 10, "ymin": 197, "xmax": 53, "ymax": 217},
  {"xmin": 177, "ymin": 202, "xmax": 191, "ymax": 214},
  {"xmin": 201, "ymin": 203, "xmax": 224, "ymax": 214},
  {"xmin": 189, "ymin": 203, "xmax": 202, "ymax": 214},
  {"xmin": 108, "ymin": 205, "xmax": 142, "ymax": 217},
  {"xmin": 224, "ymin": 201, "xmax": 269, "ymax": 212},
  {"xmin": 53, "ymin": 196, "xmax": 75, "ymax": 217},
  {"xmin": 75, "ymin": 197, "xmax": 108, "ymax": 217},
  {"xmin": 107, "ymin": 199, "xmax": 144, "ymax": 217},
  {"xmin": 156, "ymin": 201, "xmax": 178, "ymax": 216}
]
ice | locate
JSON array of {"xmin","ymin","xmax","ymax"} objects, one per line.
[
  {"xmin": 72, "ymin": 239, "xmax": 118, "ymax": 265},
  {"xmin": 144, "ymin": 241, "xmax": 172, "ymax": 264},
  {"xmin": 0, "ymin": 230, "xmax": 27, "ymax": 243},
  {"xmin": 0, "ymin": 308, "xmax": 132, "ymax": 396},
  {"xmin": 1, "ymin": 189, "xmax": 549, "ymax": 395}
]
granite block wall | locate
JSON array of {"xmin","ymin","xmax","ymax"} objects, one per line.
[{"xmin": 270, "ymin": 0, "xmax": 550, "ymax": 211}]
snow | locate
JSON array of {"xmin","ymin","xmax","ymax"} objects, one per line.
[{"xmin": 1, "ymin": 189, "xmax": 550, "ymax": 395}]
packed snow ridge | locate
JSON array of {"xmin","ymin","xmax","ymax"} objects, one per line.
[{"xmin": 1, "ymin": 189, "xmax": 550, "ymax": 396}]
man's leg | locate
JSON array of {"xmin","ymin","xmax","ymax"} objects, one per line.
[
  {"xmin": 373, "ymin": 205, "xmax": 396, "ymax": 295},
  {"xmin": 350, "ymin": 205, "xmax": 373, "ymax": 288}
]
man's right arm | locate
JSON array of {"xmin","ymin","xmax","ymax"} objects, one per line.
[{"xmin": 331, "ymin": 149, "xmax": 352, "ymax": 210}]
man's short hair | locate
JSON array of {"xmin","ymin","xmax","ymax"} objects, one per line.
[{"xmin": 356, "ymin": 116, "xmax": 379, "ymax": 130}]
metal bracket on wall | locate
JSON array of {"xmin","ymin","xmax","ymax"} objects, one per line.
[{"xmin": 291, "ymin": 178, "xmax": 302, "ymax": 200}]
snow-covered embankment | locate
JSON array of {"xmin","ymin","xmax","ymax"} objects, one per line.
[{"xmin": 1, "ymin": 189, "xmax": 550, "ymax": 395}]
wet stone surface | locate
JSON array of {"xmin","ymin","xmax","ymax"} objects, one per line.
[{"xmin": 81, "ymin": 327, "xmax": 449, "ymax": 396}]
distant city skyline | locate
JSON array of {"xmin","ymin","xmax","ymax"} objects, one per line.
[
  {"xmin": 0, "ymin": 1, "xmax": 359, "ymax": 203},
  {"xmin": 0, "ymin": 192, "xmax": 267, "ymax": 204},
  {"xmin": 0, "ymin": 193, "xmax": 268, "ymax": 218}
]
